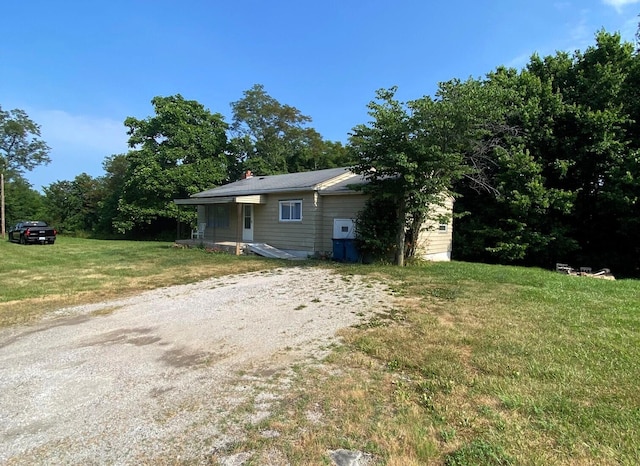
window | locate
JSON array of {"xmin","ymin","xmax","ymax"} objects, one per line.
[
  {"xmin": 279, "ymin": 200, "xmax": 302, "ymax": 221},
  {"xmin": 438, "ymin": 223, "xmax": 448, "ymax": 232},
  {"xmin": 207, "ymin": 205, "xmax": 230, "ymax": 229}
]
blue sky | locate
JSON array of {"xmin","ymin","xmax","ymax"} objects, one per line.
[{"xmin": 2, "ymin": 0, "xmax": 639, "ymax": 191}]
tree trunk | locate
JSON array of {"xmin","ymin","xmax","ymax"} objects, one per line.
[{"xmin": 405, "ymin": 213, "xmax": 423, "ymax": 260}]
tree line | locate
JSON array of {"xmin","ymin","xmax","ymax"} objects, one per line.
[
  {"xmin": 2, "ymin": 29, "xmax": 640, "ymax": 275},
  {"xmin": 1, "ymin": 84, "xmax": 353, "ymax": 240}
]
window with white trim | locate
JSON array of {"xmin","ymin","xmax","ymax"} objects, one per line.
[
  {"xmin": 438, "ymin": 223, "xmax": 448, "ymax": 232},
  {"xmin": 279, "ymin": 200, "xmax": 302, "ymax": 221}
]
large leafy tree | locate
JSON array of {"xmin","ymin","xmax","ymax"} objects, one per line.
[
  {"xmin": 3, "ymin": 174, "xmax": 44, "ymax": 226},
  {"xmin": 95, "ymin": 154, "xmax": 128, "ymax": 236},
  {"xmin": 454, "ymin": 30, "xmax": 640, "ymax": 275},
  {"xmin": 568, "ymin": 32, "xmax": 639, "ymax": 273},
  {"xmin": 43, "ymin": 173, "xmax": 103, "ymax": 234},
  {"xmin": 114, "ymin": 95, "xmax": 230, "ymax": 235},
  {"xmin": 522, "ymin": 31, "xmax": 638, "ymax": 273},
  {"xmin": 350, "ymin": 82, "xmax": 511, "ymax": 265},
  {"xmin": 230, "ymin": 84, "xmax": 351, "ymax": 175},
  {"xmin": 0, "ymin": 106, "xmax": 50, "ymax": 235},
  {"xmin": 454, "ymin": 66, "xmax": 577, "ymax": 266}
]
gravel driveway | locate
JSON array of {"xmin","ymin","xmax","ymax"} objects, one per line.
[{"xmin": 0, "ymin": 267, "xmax": 392, "ymax": 465}]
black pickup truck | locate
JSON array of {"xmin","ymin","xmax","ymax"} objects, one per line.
[{"xmin": 8, "ymin": 221, "xmax": 57, "ymax": 244}]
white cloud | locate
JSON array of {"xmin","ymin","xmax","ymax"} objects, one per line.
[
  {"xmin": 567, "ymin": 10, "xmax": 592, "ymax": 51},
  {"xmin": 619, "ymin": 15, "xmax": 640, "ymax": 42},
  {"xmin": 32, "ymin": 109, "xmax": 128, "ymax": 155},
  {"xmin": 602, "ymin": 0, "xmax": 640, "ymax": 13},
  {"xmin": 506, "ymin": 52, "xmax": 533, "ymax": 69},
  {"xmin": 22, "ymin": 108, "xmax": 130, "ymax": 190}
]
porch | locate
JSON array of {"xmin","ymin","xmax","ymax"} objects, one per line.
[
  {"xmin": 174, "ymin": 239, "xmax": 304, "ymax": 260},
  {"xmin": 174, "ymin": 239, "xmax": 248, "ymax": 255}
]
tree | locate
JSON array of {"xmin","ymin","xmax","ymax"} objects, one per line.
[
  {"xmin": 3, "ymin": 174, "xmax": 44, "ymax": 226},
  {"xmin": 0, "ymin": 106, "xmax": 50, "ymax": 236},
  {"xmin": 114, "ymin": 95, "xmax": 230, "ymax": 235},
  {"xmin": 230, "ymin": 84, "xmax": 352, "ymax": 175},
  {"xmin": 350, "ymin": 82, "xmax": 512, "ymax": 265},
  {"xmin": 453, "ymin": 65, "xmax": 577, "ymax": 267},
  {"xmin": 453, "ymin": 30, "xmax": 640, "ymax": 275},
  {"xmin": 95, "ymin": 154, "xmax": 128, "ymax": 236},
  {"xmin": 43, "ymin": 173, "xmax": 103, "ymax": 234}
]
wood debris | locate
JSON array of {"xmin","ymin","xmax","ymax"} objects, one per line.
[{"xmin": 555, "ymin": 263, "xmax": 615, "ymax": 280}]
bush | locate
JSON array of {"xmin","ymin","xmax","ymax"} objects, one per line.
[{"xmin": 355, "ymin": 197, "xmax": 398, "ymax": 261}]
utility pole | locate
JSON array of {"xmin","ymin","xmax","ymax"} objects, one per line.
[{"xmin": 1, "ymin": 172, "xmax": 5, "ymax": 239}]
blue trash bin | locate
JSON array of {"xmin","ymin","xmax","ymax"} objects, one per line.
[
  {"xmin": 332, "ymin": 238, "xmax": 346, "ymax": 261},
  {"xmin": 344, "ymin": 239, "xmax": 359, "ymax": 262},
  {"xmin": 333, "ymin": 238, "xmax": 359, "ymax": 262}
]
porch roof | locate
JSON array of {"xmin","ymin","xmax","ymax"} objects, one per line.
[{"xmin": 174, "ymin": 194, "xmax": 266, "ymax": 205}]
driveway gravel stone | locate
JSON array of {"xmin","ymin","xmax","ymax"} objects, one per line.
[{"xmin": 0, "ymin": 267, "xmax": 392, "ymax": 465}]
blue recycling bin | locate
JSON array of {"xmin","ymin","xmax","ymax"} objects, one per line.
[
  {"xmin": 333, "ymin": 238, "xmax": 359, "ymax": 262},
  {"xmin": 333, "ymin": 238, "xmax": 346, "ymax": 261},
  {"xmin": 344, "ymin": 239, "xmax": 359, "ymax": 262}
]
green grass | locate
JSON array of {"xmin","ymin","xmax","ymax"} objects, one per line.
[
  {"xmin": 2, "ymin": 238, "xmax": 639, "ymax": 464},
  {"xmin": 228, "ymin": 261, "xmax": 640, "ymax": 465},
  {"xmin": 0, "ymin": 236, "xmax": 282, "ymax": 326}
]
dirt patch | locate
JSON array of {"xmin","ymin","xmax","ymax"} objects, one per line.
[{"xmin": 0, "ymin": 267, "xmax": 393, "ymax": 464}]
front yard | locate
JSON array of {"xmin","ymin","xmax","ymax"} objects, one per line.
[{"xmin": 1, "ymin": 237, "xmax": 638, "ymax": 464}]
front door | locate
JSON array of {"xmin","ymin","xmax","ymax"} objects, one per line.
[{"xmin": 242, "ymin": 204, "xmax": 254, "ymax": 242}]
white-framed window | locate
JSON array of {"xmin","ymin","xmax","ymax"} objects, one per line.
[
  {"xmin": 438, "ymin": 223, "xmax": 448, "ymax": 232},
  {"xmin": 279, "ymin": 200, "xmax": 302, "ymax": 222}
]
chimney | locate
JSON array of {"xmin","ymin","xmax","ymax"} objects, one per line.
[{"xmin": 243, "ymin": 170, "xmax": 253, "ymax": 180}]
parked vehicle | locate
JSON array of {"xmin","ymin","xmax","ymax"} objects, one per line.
[{"xmin": 8, "ymin": 221, "xmax": 57, "ymax": 245}]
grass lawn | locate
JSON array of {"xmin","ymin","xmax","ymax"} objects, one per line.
[
  {"xmin": 233, "ymin": 262, "xmax": 640, "ymax": 465},
  {"xmin": 1, "ymin": 237, "xmax": 638, "ymax": 464},
  {"xmin": 0, "ymin": 236, "xmax": 281, "ymax": 326}
]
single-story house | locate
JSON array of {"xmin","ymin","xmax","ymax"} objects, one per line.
[{"xmin": 174, "ymin": 167, "xmax": 453, "ymax": 261}]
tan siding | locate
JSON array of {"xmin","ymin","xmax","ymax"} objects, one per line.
[
  {"xmin": 195, "ymin": 190, "xmax": 452, "ymax": 260},
  {"xmin": 319, "ymin": 194, "xmax": 368, "ymax": 252},
  {"xmin": 416, "ymin": 197, "xmax": 454, "ymax": 260},
  {"xmin": 253, "ymin": 192, "xmax": 319, "ymax": 252}
]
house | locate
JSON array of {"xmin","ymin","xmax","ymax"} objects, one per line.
[{"xmin": 174, "ymin": 167, "xmax": 453, "ymax": 261}]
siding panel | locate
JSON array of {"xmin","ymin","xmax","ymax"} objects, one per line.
[
  {"xmin": 253, "ymin": 192, "xmax": 319, "ymax": 253},
  {"xmin": 416, "ymin": 198, "xmax": 454, "ymax": 260},
  {"xmin": 319, "ymin": 194, "xmax": 368, "ymax": 252}
]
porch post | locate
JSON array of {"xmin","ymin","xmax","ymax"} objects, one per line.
[{"xmin": 235, "ymin": 203, "xmax": 242, "ymax": 256}]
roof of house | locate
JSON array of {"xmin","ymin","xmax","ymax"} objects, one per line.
[
  {"xmin": 190, "ymin": 167, "xmax": 365, "ymax": 198},
  {"xmin": 321, "ymin": 173, "xmax": 367, "ymax": 194}
]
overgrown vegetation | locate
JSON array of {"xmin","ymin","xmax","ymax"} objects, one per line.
[
  {"xmin": 349, "ymin": 31, "xmax": 640, "ymax": 274},
  {"xmin": 355, "ymin": 197, "xmax": 398, "ymax": 261},
  {"xmin": 454, "ymin": 31, "xmax": 640, "ymax": 276}
]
